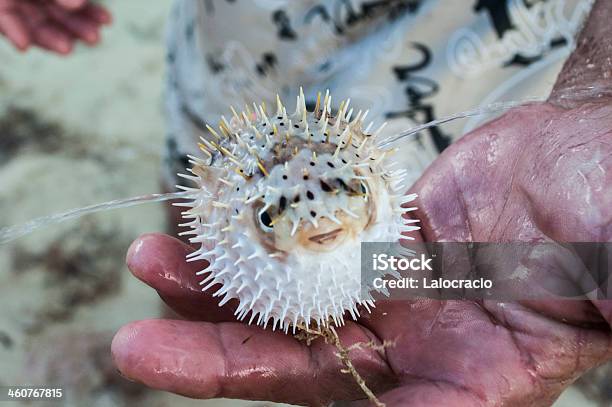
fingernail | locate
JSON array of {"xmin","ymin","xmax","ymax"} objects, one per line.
[
  {"xmin": 58, "ymin": 0, "xmax": 86, "ymax": 10},
  {"xmin": 126, "ymin": 237, "xmax": 146, "ymax": 273},
  {"xmin": 57, "ymin": 41, "xmax": 72, "ymax": 55},
  {"xmin": 85, "ymin": 31, "xmax": 99, "ymax": 45}
]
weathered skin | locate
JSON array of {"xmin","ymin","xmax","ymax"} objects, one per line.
[{"xmin": 112, "ymin": 1, "xmax": 612, "ymax": 406}]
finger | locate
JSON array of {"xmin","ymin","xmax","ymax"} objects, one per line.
[
  {"xmin": 20, "ymin": 8, "xmax": 74, "ymax": 55},
  {"xmin": 549, "ymin": 0, "xmax": 612, "ymax": 108},
  {"xmin": 82, "ymin": 3, "xmax": 112, "ymax": 25},
  {"xmin": 126, "ymin": 233, "xmax": 238, "ymax": 322},
  {"xmin": 357, "ymin": 382, "xmax": 484, "ymax": 407},
  {"xmin": 53, "ymin": 0, "xmax": 87, "ymax": 11},
  {"xmin": 46, "ymin": 3, "xmax": 99, "ymax": 45},
  {"xmin": 30, "ymin": 21, "xmax": 73, "ymax": 54},
  {"xmin": 0, "ymin": 12, "xmax": 30, "ymax": 51},
  {"xmin": 112, "ymin": 319, "xmax": 394, "ymax": 405}
]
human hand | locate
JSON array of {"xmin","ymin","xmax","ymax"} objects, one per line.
[
  {"xmin": 0, "ymin": 0, "xmax": 111, "ymax": 54},
  {"xmin": 111, "ymin": 92, "xmax": 612, "ymax": 405},
  {"xmin": 111, "ymin": 1, "xmax": 612, "ymax": 404}
]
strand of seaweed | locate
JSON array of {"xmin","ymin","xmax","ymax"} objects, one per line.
[
  {"xmin": 0, "ymin": 97, "xmax": 548, "ymax": 245},
  {"xmin": 295, "ymin": 324, "xmax": 395, "ymax": 407},
  {"xmin": 377, "ymin": 84, "xmax": 612, "ymax": 149},
  {"xmin": 0, "ymin": 191, "xmax": 194, "ymax": 245},
  {"xmin": 375, "ymin": 97, "xmax": 543, "ymax": 149}
]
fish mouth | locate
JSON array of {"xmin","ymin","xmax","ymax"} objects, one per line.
[{"xmin": 308, "ymin": 228, "xmax": 344, "ymax": 245}]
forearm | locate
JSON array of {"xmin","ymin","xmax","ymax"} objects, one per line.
[{"xmin": 550, "ymin": 0, "xmax": 612, "ymax": 107}]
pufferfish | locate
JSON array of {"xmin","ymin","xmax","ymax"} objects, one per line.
[{"xmin": 175, "ymin": 89, "xmax": 419, "ymax": 332}]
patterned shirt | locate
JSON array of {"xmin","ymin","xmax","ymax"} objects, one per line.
[{"xmin": 163, "ymin": 0, "xmax": 592, "ymax": 186}]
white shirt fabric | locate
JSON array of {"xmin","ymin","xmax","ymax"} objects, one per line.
[{"xmin": 163, "ymin": 0, "xmax": 592, "ymax": 187}]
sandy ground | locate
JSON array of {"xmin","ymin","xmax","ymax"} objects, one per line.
[{"xmin": 0, "ymin": 1, "xmax": 607, "ymax": 406}]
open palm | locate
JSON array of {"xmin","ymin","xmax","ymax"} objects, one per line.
[
  {"xmin": 111, "ymin": 96, "xmax": 612, "ymax": 406},
  {"xmin": 112, "ymin": 1, "xmax": 612, "ymax": 403}
]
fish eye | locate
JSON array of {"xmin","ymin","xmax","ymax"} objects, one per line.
[{"xmin": 259, "ymin": 210, "xmax": 274, "ymax": 232}]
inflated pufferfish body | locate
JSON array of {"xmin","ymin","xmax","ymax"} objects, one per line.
[{"xmin": 177, "ymin": 89, "xmax": 419, "ymax": 332}]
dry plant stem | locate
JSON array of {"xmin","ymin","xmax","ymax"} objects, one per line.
[
  {"xmin": 328, "ymin": 326, "xmax": 386, "ymax": 407},
  {"xmin": 295, "ymin": 324, "xmax": 386, "ymax": 407}
]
